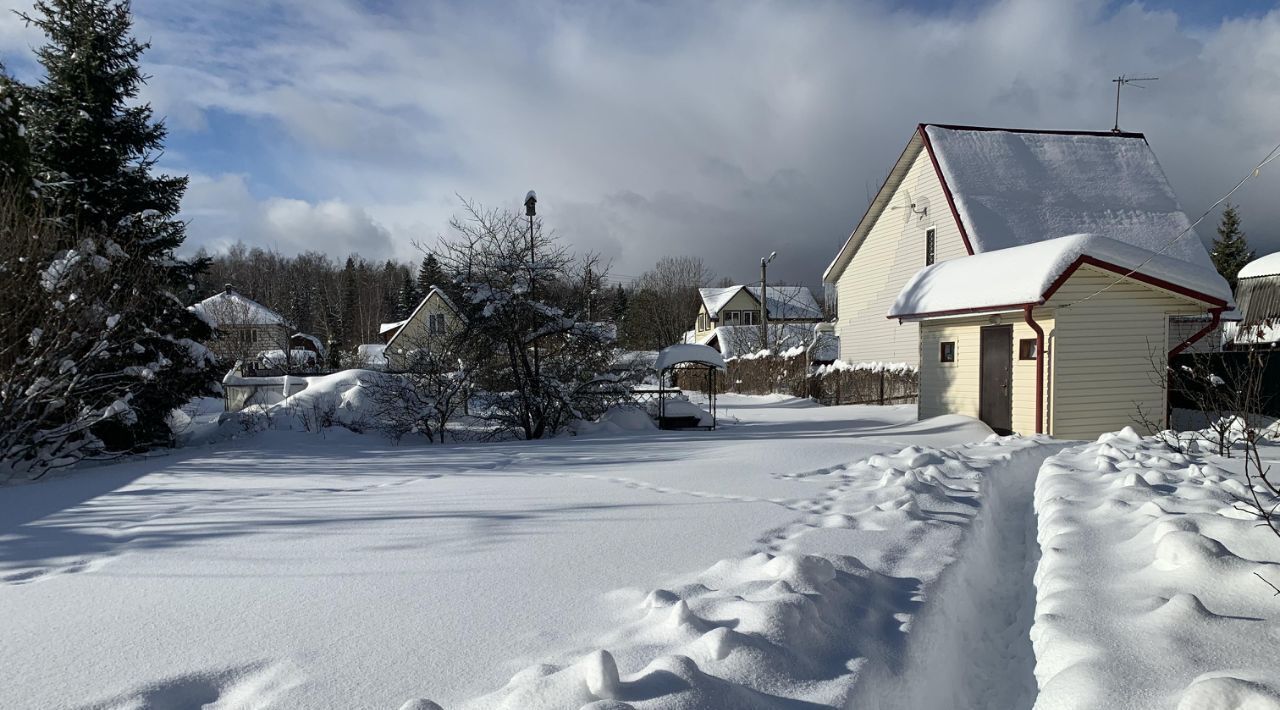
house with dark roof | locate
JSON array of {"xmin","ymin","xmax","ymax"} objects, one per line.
[{"xmin": 822, "ymin": 124, "xmax": 1221, "ymax": 368}]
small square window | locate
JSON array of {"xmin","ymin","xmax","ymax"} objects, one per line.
[
  {"xmin": 1019, "ymin": 338, "xmax": 1038, "ymax": 360},
  {"xmin": 940, "ymin": 341, "xmax": 956, "ymax": 363}
]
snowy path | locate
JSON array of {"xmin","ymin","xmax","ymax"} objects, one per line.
[
  {"xmin": 1, "ymin": 397, "xmax": 1007, "ymax": 710},
  {"xmin": 463, "ymin": 431, "xmax": 1062, "ymax": 709}
]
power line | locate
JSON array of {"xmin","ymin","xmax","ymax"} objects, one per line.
[{"xmin": 1057, "ymin": 138, "xmax": 1280, "ymax": 310}]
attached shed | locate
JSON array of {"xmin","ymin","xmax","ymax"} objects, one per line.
[
  {"xmin": 1227, "ymin": 252, "xmax": 1280, "ymax": 347},
  {"xmin": 889, "ymin": 234, "xmax": 1231, "ymax": 439}
]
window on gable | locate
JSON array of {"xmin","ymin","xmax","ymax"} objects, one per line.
[
  {"xmin": 742, "ymin": 310, "xmax": 759, "ymax": 326},
  {"xmin": 725, "ymin": 311, "xmax": 742, "ymax": 326},
  {"xmin": 428, "ymin": 313, "xmax": 446, "ymax": 335},
  {"xmin": 926, "ymin": 228, "xmax": 937, "ymax": 266},
  {"xmin": 1019, "ymin": 338, "xmax": 1038, "ymax": 360},
  {"xmin": 940, "ymin": 341, "xmax": 956, "ymax": 363}
]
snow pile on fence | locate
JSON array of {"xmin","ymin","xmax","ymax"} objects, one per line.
[
  {"xmin": 811, "ymin": 360, "xmax": 916, "ymax": 377},
  {"xmin": 438, "ymin": 435, "xmax": 1054, "ymax": 710},
  {"xmin": 1033, "ymin": 428, "xmax": 1280, "ymax": 709}
]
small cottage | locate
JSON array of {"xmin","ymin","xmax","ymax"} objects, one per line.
[
  {"xmin": 690, "ymin": 285, "xmax": 823, "ymax": 357},
  {"xmin": 189, "ymin": 286, "xmax": 292, "ymax": 365},
  {"xmin": 383, "ymin": 286, "xmax": 464, "ymax": 371},
  {"xmin": 889, "ymin": 234, "xmax": 1231, "ymax": 439}
]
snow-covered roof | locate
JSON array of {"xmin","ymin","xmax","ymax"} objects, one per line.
[
  {"xmin": 889, "ymin": 233, "xmax": 1231, "ymax": 319},
  {"xmin": 654, "ymin": 343, "xmax": 727, "ymax": 372},
  {"xmin": 1239, "ymin": 252, "xmax": 1280, "ymax": 280},
  {"xmin": 190, "ymin": 289, "xmax": 288, "ymax": 328},
  {"xmin": 698, "ymin": 286, "xmax": 745, "ymax": 316},
  {"xmin": 824, "ymin": 124, "xmax": 1216, "ymax": 285},
  {"xmin": 291, "ymin": 332, "xmax": 326, "ymax": 355},
  {"xmin": 379, "ymin": 320, "xmax": 407, "ymax": 335},
  {"xmin": 924, "ymin": 125, "xmax": 1214, "ymax": 270},
  {"xmin": 698, "ymin": 285, "xmax": 821, "ymax": 320},
  {"xmin": 745, "ymin": 286, "xmax": 822, "ymax": 320}
]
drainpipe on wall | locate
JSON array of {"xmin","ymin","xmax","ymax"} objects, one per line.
[
  {"xmin": 1169, "ymin": 307, "xmax": 1225, "ymax": 358},
  {"xmin": 1023, "ymin": 305, "xmax": 1045, "ymax": 435}
]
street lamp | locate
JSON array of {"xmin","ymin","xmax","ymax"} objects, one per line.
[{"xmin": 761, "ymin": 251, "xmax": 777, "ymax": 351}]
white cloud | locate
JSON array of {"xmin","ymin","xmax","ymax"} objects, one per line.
[
  {"xmin": 182, "ymin": 173, "xmax": 396, "ymax": 260},
  {"xmin": 9, "ymin": 0, "xmax": 1280, "ymax": 284}
]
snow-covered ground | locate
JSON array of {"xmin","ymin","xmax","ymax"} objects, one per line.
[
  {"xmin": 2, "ymin": 396, "xmax": 1006, "ymax": 709},
  {"xmin": 3, "ymin": 395, "xmax": 1278, "ymax": 709},
  {"xmin": 1033, "ymin": 428, "xmax": 1280, "ymax": 709}
]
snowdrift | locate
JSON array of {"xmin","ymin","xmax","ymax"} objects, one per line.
[{"xmin": 1033, "ymin": 428, "xmax": 1280, "ymax": 709}]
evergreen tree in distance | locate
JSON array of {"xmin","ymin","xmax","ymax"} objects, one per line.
[
  {"xmin": 417, "ymin": 252, "xmax": 447, "ymax": 295},
  {"xmin": 1210, "ymin": 203, "xmax": 1254, "ymax": 293},
  {"xmin": 611, "ymin": 283, "xmax": 628, "ymax": 323},
  {"xmin": 0, "ymin": 64, "xmax": 30, "ymax": 189},
  {"xmin": 16, "ymin": 0, "xmax": 216, "ymax": 451},
  {"xmin": 398, "ymin": 269, "xmax": 422, "ymax": 319}
]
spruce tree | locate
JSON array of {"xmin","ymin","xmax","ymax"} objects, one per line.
[
  {"xmin": 1211, "ymin": 203, "xmax": 1255, "ymax": 293},
  {"xmin": 340, "ymin": 256, "xmax": 360, "ymax": 345},
  {"xmin": 398, "ymin": 269, "xmax": 422, "ymax": 318},
  {"xmin": 611, "ymin": 283, "xmax": 628, "ymax": 323},
  {"xmin": 418, "ymin": 253, "xmax": 446, "ymax": 294},
  {"xmin": 0, "ymin": 66, "xmax": 30, "ymax": 189},
  {"xmin": 17, "ymin": 0, "xmax": 215, "ymax": 451}
]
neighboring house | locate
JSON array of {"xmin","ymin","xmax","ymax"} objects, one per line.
[
  {"xmin": 378, "ymin": 320, "xmax": 407, "ymax": 344},
  {"xmin": 822, "ymin": 124, "xmax": 1220, "ymax": 367},
  {"xmin": 190, "ymin": 286, "xmax": 292, "ymax": 365},
  {"xmin": 383, "ymin": 286, "xmax": 465, "ymax": 371},
  {"xmin": 1224, "ymin": 252, "xmax": 1280, "ymax": 347},
  {"xmin": 890, "ymin": 234, "xmax": 1231, "ymax": 438},
  {"xmin": 690, "ymin": 285, "xmax": 823, "ymax": 357}
]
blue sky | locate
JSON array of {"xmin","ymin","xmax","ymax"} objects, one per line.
[{"xmin": 2, "ymin": 0, "xmax": 1280, "ymax": 286}]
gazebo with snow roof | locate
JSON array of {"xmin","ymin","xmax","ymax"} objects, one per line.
[
  {"xmin": 888, "ymin": 234, "xmax": 1231, "ymax": 439},
  {"xmin": 653, "ymin": 344, "xmax": 727, "ymax": 430}
]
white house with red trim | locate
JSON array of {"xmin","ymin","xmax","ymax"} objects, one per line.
[
  {"xmin": 888, "ymin": 234, "xmax": 1230, "ymax": 438},
  {"xmin": 822, "ymin": 124, "xmax": 1223, "ymax": 368}
]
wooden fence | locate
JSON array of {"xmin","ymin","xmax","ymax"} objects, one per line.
[{"xmin": 676, "ymin": 353, "xmax": 918, "ymax": 405}]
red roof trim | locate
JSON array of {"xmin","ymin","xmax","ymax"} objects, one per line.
[
  {"xmin": 1042, "ymin": 256, "xmax": 1229, "ymax": 308},
  {"xmin": 922, "ymin": 123, "xmax": 1147, "ymax": 141},
  {"xmin": 891, "ymin": 254, "xmax": 1227, "ymax": 320},
  {"xmin": 888, "ymin": 301, "xmax": 1037, "ymax": 321},
  {"xmin": 917, "ymin": 124, "xmax": 975, "ymax": 256}
]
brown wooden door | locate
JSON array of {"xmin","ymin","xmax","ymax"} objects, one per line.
[{"xmin": 980, "ymin": 325, "xmax": 1013, "ymax": 435}]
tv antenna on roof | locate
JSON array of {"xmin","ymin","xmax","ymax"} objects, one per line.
[{"xmin": 1111, "ymin": 74, "xmax": 1158, "ymax": 133}]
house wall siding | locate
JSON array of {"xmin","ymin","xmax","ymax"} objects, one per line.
[
  {"xmin": 1046, "ymin": 267, "xmax": 1205, "ymax": 440},
  {"xmin": 834, "ymin": 149, "xmax": 966, "ymax": 367},
  {"xmin": 386, "ymin": 294, "xmax": 462, "ymax": 371},
  {"xmin": 918, "ymin": 309, "xmax": 1052, "ymax": 435}
]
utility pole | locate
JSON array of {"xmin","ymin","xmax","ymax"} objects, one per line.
[
  {"xmin": 525, "ymin": 190, "xmax": 539, "ymax": 381},
  {"xmin": 1111, "ymin": 74, "xmax": 1157, "ymax": 133},
  {"xmin": 760, "ymin": 251, "xmax": 777, "ymax": 351}
]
